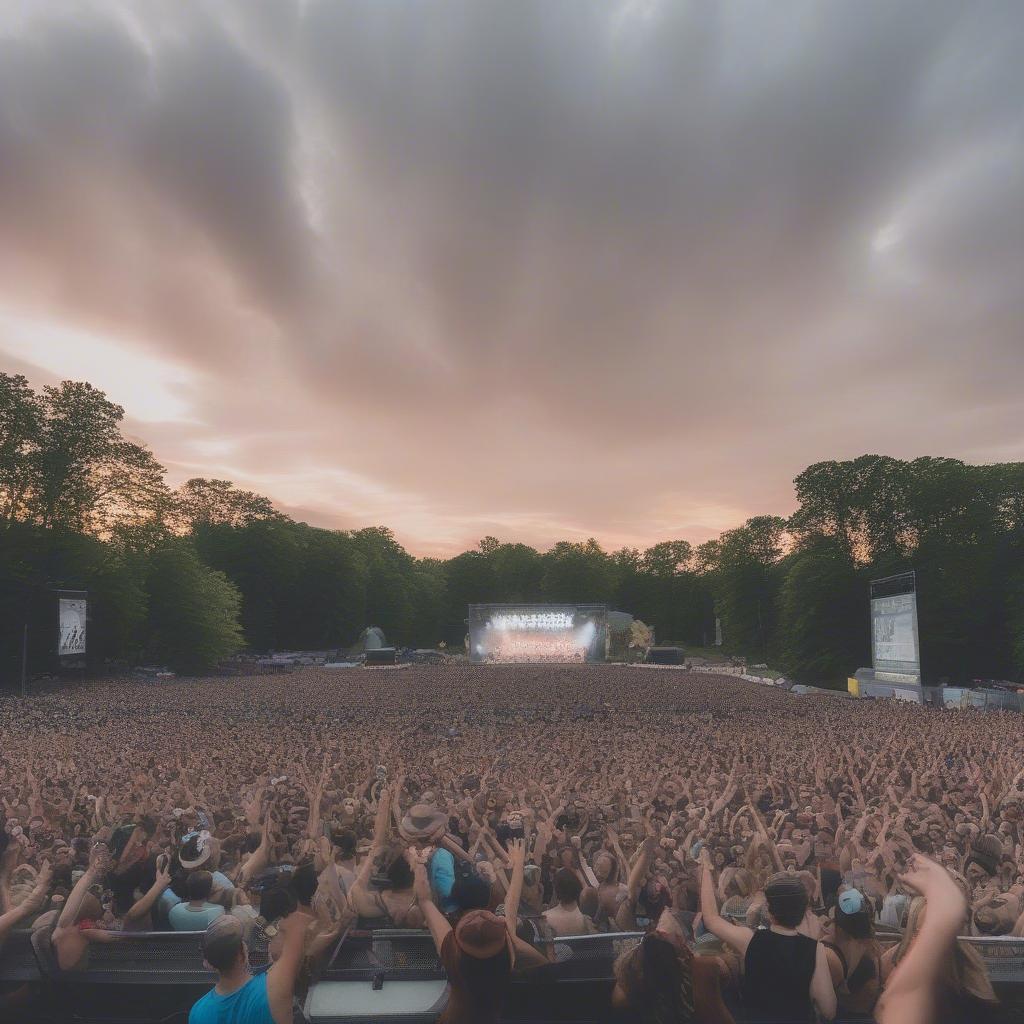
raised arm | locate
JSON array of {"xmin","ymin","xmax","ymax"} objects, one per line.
[
  {"xmin": 409, "ymin": 849, "xmax": 452, "ymax": 955},
  {"xmin": 0, "ymin": 860, "xmax": 51, "ymax": 943},
  {"xmin": 504, "ymin": 837, "xmax": 549, "ymax": 969},
  {"xmin": 698, "ymin": 847, "xmax": 753, "ymax": 956},
  {"xmin": 123, "ymin": 860, "xmax": 172, "ymax": 926},
  {"xmin": 876, "ymin": 856, "xmax": 967, "ymax": 1024},
  {"xmin": 349, "ymin": 789, "xmax": 391, "ymax": 914},
  {"xmin": 810, "ymin": 941, "xmax": 838, "ymax": 1022},
  {"xmin": 266, "ymin": 908, "xmax": 316, "ymax": 1024},
  {"xmin": 235, "ymin": 814, "xmax": 274, "ymax": 888}
]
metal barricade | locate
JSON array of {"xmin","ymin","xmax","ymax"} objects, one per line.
[
  {"xmin": 0, "ymin": 927, "xmax": 40, "ymax": 983},
  {"xmin": 964, "ymin": 936, "xmax": 1024, "ymax": 986}
]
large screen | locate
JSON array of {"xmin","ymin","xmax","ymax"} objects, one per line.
[
  {"xmin": 871, "ymin": 591, "xmax": 920, "ymax": 683},
  {"xmin": 58, "ymin": 596, "xmax": 87, "ymax": 656},
  {"xmin": 469, "ymin": 604, "xmax": 607, "ymax": 664}
]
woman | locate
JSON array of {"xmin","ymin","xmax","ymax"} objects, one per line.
[
  {"xmin": 413, "ymin": 836, "xmax": 549, "ymax": 1024},
  {"xmin": 822, "ymin": 888, "xmax": 881, "ymax": 1015},
  {"xmin": 697, "ymin": 848, "xmax": 836, "ymax": 1022},
  {"xmin": 612, "ymin": 927, "xmax": 734, "ymax": 1024},
  {"xmin": 348, "ymin": 842, "xmax": 424, "ymax": 928},
  {"xmin": 347, "ymin": 790, "xmax": 423, "ymax": 928},
  {"xmin": 880, "ymin": 895, "xmax": 999, "ymax": 1023},
  {"xmin": 583, "ymin": 847, "xmax": 626, "ymax": 930}
]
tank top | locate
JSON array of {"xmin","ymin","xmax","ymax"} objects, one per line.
[{"xmin": 743, "ymin": 929, "xmax": 817, "ymax": 1020}]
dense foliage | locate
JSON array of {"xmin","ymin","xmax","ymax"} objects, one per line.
[{"xmin": 2, "ymin": 374, "xmax": 1024, "ymax": 683}]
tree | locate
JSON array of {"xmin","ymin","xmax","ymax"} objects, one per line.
[
  {"xmin": 791, "ymin": 455, "xmax": 911, "ymax": 562},
  {"xmin": 35, "ymin": 381, "xmax": 170, "ymax": 536},
  {"xmin": 0, "ymin": 374, "xmax": 43, "ymax": 528},
  {"xmin": 777, "ymin": 535, "xmax": 865, "ymax": 684},
  {"xmin": 640, "ymin": 541, "xmax": 693, "ymax": 577},
  {"xmin": 541, "ymin": 539, "xmax": 617, "ymax": 604},
  {"xmin": 175, "ymin": 478, "xmax": 284, "ymax": 531},
  {"xmin": 287, "ymin": 526, "xmax": 368, "ymax": 649},
  {"xmin": 144, "ymin": 540, "xmax": 243, "ymax": 672},
  {"xmin": 711, "ymin": 517, "xmax": 788, "ymax": 661},
  {"xmin": 489, "ymin": 543, "xmax": 544, "ymax": 603},
  {"xmin": 350, "ymin": 527, "xmax": 420, "ymax": 643},
  {"xmin": 193, "ymin": 519, "xmax": 304, "ymax": 651}
]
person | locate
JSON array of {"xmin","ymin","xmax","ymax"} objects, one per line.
[
  {"xmin": 0, "ymin": 857, "xmax": 52, "ymax": 944},
  {"xmin": 399, "ymin": 801, "xmax": 459, "ymax": 913},
  {"xmin": 169, "ymin": 870, "xmax": 226, "ymax": 930},
  {"xmin": 188, "ymin": 906, "xmax": 314, "ymax": 1024},
  {"xmin": 162, "ymin": 830, "xmax": 235, "ymax": 919},
  {"xmin": 821, "ymin": 888, "xmax": 881, "ymax": 1015},
  {"xmin": 698, "ymin": 848, "xmax": 835, "ymax": 1022},
  {"xmin": 412, "ymin": 836, "xmax": 549, "ymax": 1024},
  {"xmin": 50, "ymin": 843, "xmax": 125, "ymax": 971},
  {"xmin": 542, "ymin": 867, "xmax": 596, "ymax": 936},
  {"xmin": 612, "ymin": 927, "xmax": 734, "ymax": 1024},
  {"xmin": 878, "ymin": 855, "xmax": 998, "ymax": 1024}
]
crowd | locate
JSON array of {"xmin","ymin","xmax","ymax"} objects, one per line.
[{"xmin": 2, "ymin": 663, "xmax": 1023, "ymax": 1023}]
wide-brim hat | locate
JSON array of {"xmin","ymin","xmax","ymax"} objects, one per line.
[
  {"xmin": 455, "ymin": 909, "xmax": 512, "ymax": 960},
  {"xmin": 179, "ymin": 830, "xmax": 217, "ymax": 870},
  {"xmin": 399, "ymin": 804, "xmax": 448, "ymax": 843}
]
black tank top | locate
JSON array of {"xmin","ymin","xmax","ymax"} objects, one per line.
[{"xmin": 743, "ymin": 928, "xmax": 817, "ymax": 1019}]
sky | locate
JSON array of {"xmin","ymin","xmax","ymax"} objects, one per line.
[{"xmin": 1, "ymin": 1, "xmax": 1022, "ymax": 557}]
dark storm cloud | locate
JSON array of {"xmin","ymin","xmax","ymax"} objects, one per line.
[{"xmin": 0, "ymin": 0, "xmax": 1022, "ymax": 554}]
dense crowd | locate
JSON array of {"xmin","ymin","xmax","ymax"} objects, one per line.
[{"xmin": 2, "ymin": 664, "xmax": 1022, "ymax": 1023}]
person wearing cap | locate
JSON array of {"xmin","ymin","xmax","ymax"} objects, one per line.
[
  {"xmin": 698, "ymin": 848, "xmax": 836, "ymax": 1022},
  {"xmin": 964, "ymin": 834, "xmax": 1003, "ymax": 896},
  {"xmin": 188, "ymin": 906, "xmax": 314, "ymax": 1024},
  {"xmin": 822, "ymin": 888, "xmax": 882, "ymax": 1015},
  {"xmin": 409, "ymin": 836, "xmax": 549, "ymax": 1024}
]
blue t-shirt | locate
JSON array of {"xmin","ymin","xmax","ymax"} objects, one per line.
[
  {"xmin": 161, "ymin": 871, "xmax": 234, "ymax": 914},
  {"xmin": 429, "ymin": 848, "xmax": 457, "ymax": 913},
  {"xmin": 189, "ymin": 971, "xmax": 272, "ymax": 1024},
  {"xmin": 169, "ymin": 901, "xmax": 224, "ymax": 931}
]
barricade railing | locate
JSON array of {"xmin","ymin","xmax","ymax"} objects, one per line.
[
  {"xmin": 0, "ymin": 927, "xmax": 39, "ymax": 983},
  {"xmin": 964, "ymin": 935, "xmax": 1024, "ymax": 985},
  {"xmin": 24, "ymin": 927, "xmax": 269, "ymax": 985},
  {"xmin": 6, "ymin": 924, "xmax": 1024, "ymax": 1015}
]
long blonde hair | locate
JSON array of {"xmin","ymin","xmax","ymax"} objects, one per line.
[{"xmin": 891, "ymin": 897, "xmax": 997, "ymax": 1007}]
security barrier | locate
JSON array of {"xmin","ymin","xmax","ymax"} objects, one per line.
[{"xmin": 4, "ymin": 925, "xmax": 1024, "ymax": 1023}]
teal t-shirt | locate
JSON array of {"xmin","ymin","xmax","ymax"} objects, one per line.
[
  {"xmin": 169, "ymin": 901, "xmax": 225, "ymax": 931},
  {"xmin": 188, "ymin": 971, "xmax": 272, "ymax": 1024}
]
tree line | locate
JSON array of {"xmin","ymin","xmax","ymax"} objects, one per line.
[{"xmin": 2, "ymin": 373, "xmax": 1024, "ymax": 685}]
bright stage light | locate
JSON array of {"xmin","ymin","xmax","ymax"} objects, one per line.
[{"xmin": 491, "ymin": 612, "xmax": 574, "ymax": 631}]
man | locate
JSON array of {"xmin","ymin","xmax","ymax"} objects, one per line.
[
  {"xmin": 189, "ymin": 907, "xmax": 313, "ymax": 1024},
  {"xmin": 169, "ymin": 871, "xmax": 225, "ymax": 931}
]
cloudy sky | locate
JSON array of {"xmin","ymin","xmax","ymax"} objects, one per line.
[{"xmin": 1, "ymin": 1, "xmax": 1022, "ymax": 556}]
